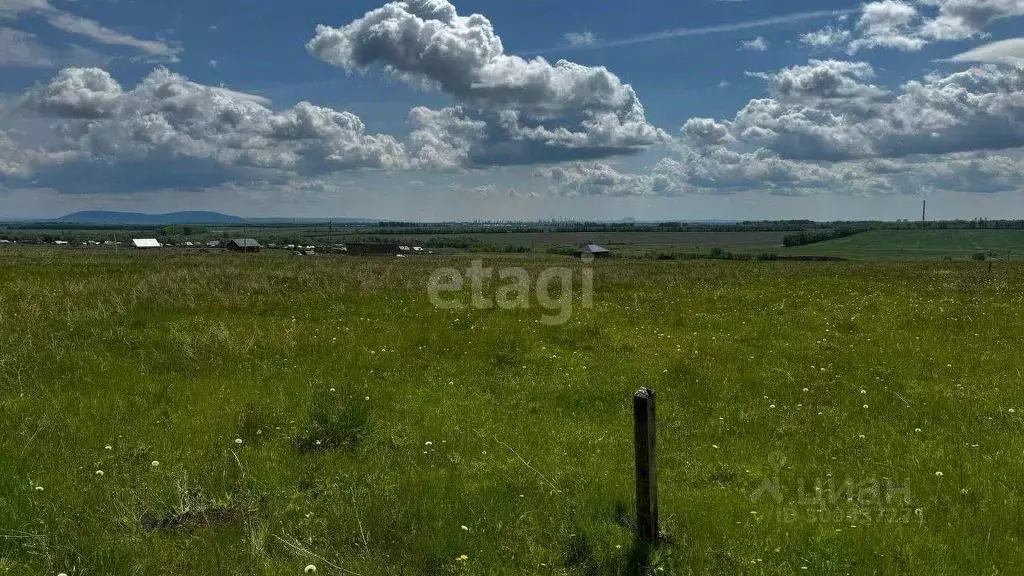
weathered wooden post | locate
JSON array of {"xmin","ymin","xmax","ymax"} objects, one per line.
[{"xmin": 633, "ymin": 387, "xmax": 659, "ymax": 542}]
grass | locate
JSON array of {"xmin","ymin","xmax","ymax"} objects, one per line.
[
  {"xmin": 1, "ymin": 248, "xmax": 1023, "ymax": 574},
  {"xmin": 783, "ymin": 229, "xmax": 1024, "ymax": 259}
]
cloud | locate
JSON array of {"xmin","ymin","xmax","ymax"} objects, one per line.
[
  {"xmin": 536, "ymin": 147, "xmax": 1024, "ymax": 198},
  {"xmin": 528, "ymin": 8, "xmax": 858, "ymax": 53},
  {"xmin": 682, "ymin": 117, "xmax": 733, "ymax": 146},
  {"xmin": 407, "ymin": 105, "xmax": 486, "ymax": 170},
  {"xmin": 0, "ymin": 26, "xmax": 111, "ymax": 68},
  {"xmin": 534, "ymin": 161, "xmax": 683, "ymax": 197},
  {"xmin": 723, "ymin": 61, "xmax": 1024, "ymax": 161},
  {"xmin": 564, "ymin": 31, "xmax": 597, "ymax": 46},
  {"xmin": 739, "ymin": 36, "xmax": 768, "ymax": 51},
  {"xmin": 847, "ymin": 0, "xmax": 925, "ymax": 53},
  {"xmin": 800, "ymin": 26, "xmax": 852, "ymax": 49},
  {"xmin": 4, "ymin": 67, "xmax": 407, "ymax": 192},
  {"xmin": 0, "ymin": 26, "xmax": 51, "ymax": 66},
  {"xmin": 547, "ymin": 60, "xmax": 1024, "ymax": 198},
  {"xmin": 838, "ymin": 0, "xmax": 1024, "ymax": 54},
  {"xmin": 747, "ymin": 59, "xmax": 890, "ymax": 102},
  {"xmin": 919, "ymin": 0, "xmax": 1024, "ymax": 41},
  {"xmin": 946, "ymin": 37, "xmax": 1024, "ymax": 64},
  {"xmin": 534, "ymin": 59, "xmax": 1024, "ymax": 199},
  {"xmin": 0, "ymin": 0, "xmax": 179, "ymax": 61},
  {"xmin": 308, "ymin": 0, "xmax": 666, "ymax": 166}
]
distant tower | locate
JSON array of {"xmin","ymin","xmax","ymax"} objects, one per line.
[{"xmin": 922, "ymin": 199, "xmax": 927, "ymax": 222}]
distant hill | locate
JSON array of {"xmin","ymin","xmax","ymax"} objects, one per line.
[{"xmin": 57, "ymin": 211, "xmax": 246, "ymax": 225}]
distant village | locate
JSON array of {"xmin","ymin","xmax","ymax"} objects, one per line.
[
  {"xmin": 0, "ymin": 236, "xmax": 613, "ymax": 259},
  {"xmin": 0, "ymin": 237, "xmax": 443, "ymax": 257}
]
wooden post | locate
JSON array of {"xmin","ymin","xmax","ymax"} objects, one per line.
[{"xmin": 633, "ymin": 388, "xmax": 659, "ymax": 542}]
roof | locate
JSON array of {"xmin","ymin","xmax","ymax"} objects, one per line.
[
  {"xmin": 578, "ymin": 244, "xmax": 610, "ymax": 253},
  {"xmin": 132, "ymin": 239, "xmax": 161, "ymax": 248},
  {"xmin": 228, "ymin": 238, "xmax": 262, "ymax": 247}
]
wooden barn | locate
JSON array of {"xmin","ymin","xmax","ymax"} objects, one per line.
[
  {"xmin": 576, "ymin": 244, "xmax": 611, "ymax": 259},
  {"xmin": 226, "ymin": 238, "xmax": 263, "ymax": 252}
]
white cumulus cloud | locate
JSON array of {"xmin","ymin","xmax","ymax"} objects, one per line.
[
  {"xmin": 739, "ymin": 36, "xmax": 769, "ymax": 51},
  {"xmin": 306, "ymin": 0, "xmax": 667, "ymax": 166},
  {"xmin": 5, "ymin": 67, "xmax": 407, "ymax": 192}
]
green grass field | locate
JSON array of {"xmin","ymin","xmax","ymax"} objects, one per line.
[
  {"xmin": 785, "ymin": 229, "xmax": 1024, "ymax": 259},
  {"xmin": 2, "ymin": 249, "xmax": 1023, "ymax": 575}
]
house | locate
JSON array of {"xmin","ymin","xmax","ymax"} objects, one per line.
[
  {"xmin": 54, "ymin": 240, "xmax": 70, "ymax": 245},
  {"xmin": 226, "ymin": 238, "xmax": 263, "ymax": 252},
  {"xmin": 132, "ymin": 239, "xmax": 162, "ymax": 249},
  {"xmin": 207, "ymin": 241, "xmax": 221, "ymax": 248},
  {"xmin": 576, "ymin": 244, "xmax": 611, "ymax": 259}
]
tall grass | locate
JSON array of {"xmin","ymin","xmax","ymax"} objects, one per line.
[{"xmin": 1, "ymin": 248, "xmax": 1023, "ymax": 574}]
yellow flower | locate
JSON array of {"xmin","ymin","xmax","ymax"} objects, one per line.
[{"xmin": 457, "ymin": 554, "xmax": 469, "ymax": 562}]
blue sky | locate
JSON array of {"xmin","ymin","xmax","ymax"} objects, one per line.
[{"xmin": 1, "ymin": 0, "xmax": 1022, "ymax": 220}]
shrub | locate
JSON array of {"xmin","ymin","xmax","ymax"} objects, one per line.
[{"xmin": 972, "ymin": 252, "xmax": 987, "ymax": 261}]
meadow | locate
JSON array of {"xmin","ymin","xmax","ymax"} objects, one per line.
[
  {"xmin": 1, "ymin": 248, "xmax": 1023, "ymax": 575},
  {"xmin": 783, "ymin": 229, "xmax": 1024, "ymax": 260}
]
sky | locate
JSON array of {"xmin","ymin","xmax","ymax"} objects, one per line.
[{"xmin": 0, "ymin": 0, "xmax": 1022, "ymax": 221}]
